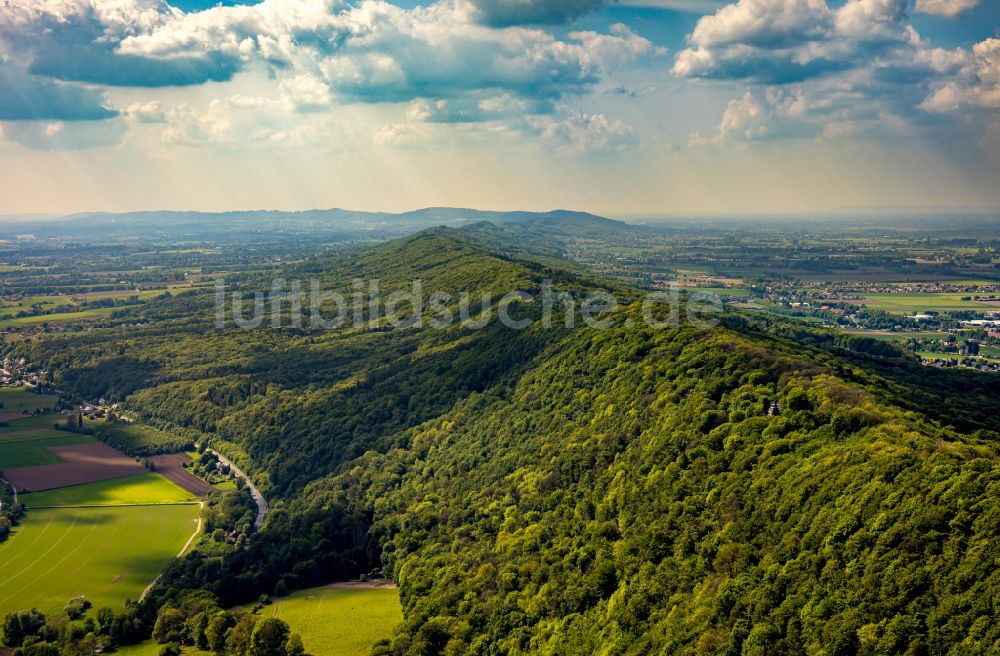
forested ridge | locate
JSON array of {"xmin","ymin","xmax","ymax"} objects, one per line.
[{"xmin": 9, "ymin": 231, "xmax": 1000, "ymax": 655}]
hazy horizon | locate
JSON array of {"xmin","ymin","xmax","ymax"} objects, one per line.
[
  {"xmin": 2, "ymin": 206, "xmax": 1000, "ymax": 226},
  {"xmin": 2, "ymin": 0, "xmax": 999, "ymax": 216}
]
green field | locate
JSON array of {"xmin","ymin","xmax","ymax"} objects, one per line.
[
  {"xmin": 920, "ymin": 351, "xmax": 1000, "ymax": 364},
  {"xmin": 859, "ymin": 293, "xmax": 997, "ymax": 313},
  {"xmin": 112, "ymin": 585, "xmax": 401, "ymax": 656},
  {"xmin": 264, "ymin": 585, "xmax": 402, "ymax": 656},
  {"xmin": 840, "ymin": 330, "xmax": 952, "ymax": 342},
  {"xmin": 0, "ymin": 387, "xmax": 59, "ymax": 413},
  {"xmin": 0, "ymin": 504, "xmax": 201, "ymax": 617},
  {"xmin": 0, "ymin": 433, "xmax": 95, "ymax": 469},
  {"xmin": 114, "ymin": 641, "xmax": 214, "ymax": 656},
  {"xmin": 0, "ymin": 413, "xmax": 66, "ymax": 432},
  {"xmin": 21, "ymin": 473, "xmax": 200, "ymax": 507},
  {"xmin": 0, "ymin": 307, "xmax": 117, "ymax": 327},
  {"xmin": 681, "ymin": 286, "xmax": 751, "ymax": 298}
]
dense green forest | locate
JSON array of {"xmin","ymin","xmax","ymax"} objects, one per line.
[{"xmin": 8, "ymin": 231, "xmax": 1000, "ymax": 655}]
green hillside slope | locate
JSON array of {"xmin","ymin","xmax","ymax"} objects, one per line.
[{"xmin": 11, "ymin": 232, "xmax": 1000, "ymax": 655}]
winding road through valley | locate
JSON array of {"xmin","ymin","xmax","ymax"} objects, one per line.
[{"xmin": 206, "ymin": 448, "xmax": 268, "ymax": 529}]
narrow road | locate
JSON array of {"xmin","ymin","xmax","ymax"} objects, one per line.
[{"xmin": 206, "ymin": 448, "xmax": 268, "ymax": 530}]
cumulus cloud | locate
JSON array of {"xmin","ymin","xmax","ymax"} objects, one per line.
[
  {"xmin": 529, "ymin": 112, "xmax": 637, "ymax": 154},
  {"xmin": 2, "ymin": 0, "xmax": 650, "ymax": 101},
  {"xmin": 0, "ymin": 0, "xmax": 659, "ymax": 154},
  {"xmin": 914, "ymin": 0, "xmax": 980, "ymax": 18},
  {"xmin": 672, "ymin": 0, "xmax": 999, "ymax": 145},
  {"xmin": 115, "ymin": 1, "xmax": 653, "ymax": 105},
  {"xmin": 407, "ymin": 95, "xmax": 553, "ymax": 123},
  {"xmin": 373, "ymin": 122, "xmax": 431, "ymax": 147},
  {"xmin": 921, "ymin": 38, "xmax": 1000, "ymax": 111},
  {"xmin": 0, "ymin": 0, "xmax": 240, "ymax": 87},
  {"xmin": 280, "ymin": 75, "xmax": 334, "ymax": 112},
  {"xmin": 672, "ymin": 0, "xmax": 919, "ymax": 84},
  {"xmin": 125, "ymin": 100, "xmax": 166, "ymax": 123},
  {"xmin": 0, "ymin": 62, "xmax": 116, "ymax": 121},
  {"xmin": 455, "ymin": 0, "xmax": 610, "ymax": 26}
]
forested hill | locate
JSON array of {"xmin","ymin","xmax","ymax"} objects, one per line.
[{"xmin": 14, "ymin": 232, "xmax": 1000, "ymax": 654}]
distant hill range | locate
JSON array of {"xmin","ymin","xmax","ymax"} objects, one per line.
[{"xmin": 0, "ymin": 207, "xmax": 637, "ymax": 244}]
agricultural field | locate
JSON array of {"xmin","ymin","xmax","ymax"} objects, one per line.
[
  {"xmin": 113, "ymin": 640, "xmax": 214, "ymax": 656},
  {"xmin": 146, "ymin": 453, "xmax": 215, "ymax": 497},
  {"xmin": 0, "ymin": 295, "xmax": 71, "ymax": 318},
  {"xmin": 840, "ymin": 330, "xmax": 952, "ymax": 341},
  {"xmin": 0, "ymin": 413, "xmax": 66, "ymax": 431},
  {"xmin": 680, "ymin": 286, "xmax": 752, "ymax": 298},
  {"xmin": 0, "ymin": 387, "xmax": 59, "ymax": 414},
  {"xmin": 0, "ymin": 307, "xmax": 118, "ymax": 327},
  {"xmin": 21, "ymin": 472, "xmax": 200, "ymax": 507},
  {"xmin": 0, "ymin": 504, "xmax": 201, "ymax": 617},
  {"xmin": 857, "ymin": 293, "xmax": 997, "ymax": 313},
  {"xmin": 262, "ymin": 584, "xmax": 402, "ymax": 656},
  {"xmin": 0, "ymin": 433, "xmax": 95, "ymax": 470}
]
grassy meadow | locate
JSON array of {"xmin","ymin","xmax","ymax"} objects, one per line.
[
  {"xmin": 0, "ymin": 504, "xmax": 201, "ymax": 617},
  {"xmin": 21, "ymin": 472, "xmax": 200, "ymax": 507},
  {"xmin": 113, "ymin": 641, "xmax": 214, "ymax": 656},
  {"xmin": 264, "ymin": 585, "xmax": 402, "ymax": 656},
  {"xmin": 0, "ymin": 307, "xmax": 118, "ymax": 327},
  {"xmin": 859, "ymin": 292, "xmax": 998, "ymax": 313}
]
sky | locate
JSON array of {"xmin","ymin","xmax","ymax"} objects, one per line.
[{"xmin": 0, "ymin": 0, "xmax": 998, "ymax": 217}]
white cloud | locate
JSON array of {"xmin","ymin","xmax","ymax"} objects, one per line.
[
  {"xmin": 157, "ymin": 95, "xmax": 345, "ymax": 147},
  {"xmin": 672, "ymin": 0, "xmax": 1000, "ymax": 145},
  {"xmin": 914, "ymin": 0, "xmax": 980, "ymax": 18},
  {"xmin": 280, "ymin": 75, "xmax": 334, "ymax": 112},
  {"xmin": 529, "ymin": 112, "xmax": 637, "ymax": 154},
  {"xmin": 373, "ymin": 122, "xmax": 431, "ymax": 147},
  {"xmin": 921, "ymin": 38, "xmax": 1000, "ymax": 111},
  {"xmin": 672, "ymin": 0, "xmax": 921, "ymax": 84},
  {"xmin": 115, "ymin": 0, "xmax": 652, "ymax": 105},
  {"xmin": 125, "ymin": 100, "xmax": 165, "ymax": 123}
]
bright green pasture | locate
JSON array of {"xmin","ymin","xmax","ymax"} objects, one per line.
[
  {"xmin": 0, "ymin": 434, "xmax": 95, "ymax": 470},
  {"xmin": 114, "ymin": 585, "xmax": 401, "ymax": 656},
  {"xmin": 859, "ymin": 293, "xmax": 997, "ymax": 313},
  {"xmin": 114, "ymin": 640, "xmax": 212, "ymax": 656},
  {"xmin": 840, "ymin": 330, "xmax": 951, "ymax": 342},
  {"xmin": 266, "ymin": 585, "xmax": 403, "ymax": 656},
  {"xmin": 21, "ymin": 473, "xmax": 199, "ymax": 507},
  {"xmin": 0, "ymin": 504, "xmax": 200, "ymax": 617},
  {"xmin": 0, "ymin": 307, "xmax": 116, "ymax": 327},
  {"xmin": 682, "ymin": 287, "xmax": 751, "ymax": 297}
]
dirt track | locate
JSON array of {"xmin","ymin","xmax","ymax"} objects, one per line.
[
  {"xmin": 4, "ymin": 442, "xmax": 146, "ymax": 492},
  {"xmin": 148, "ymin": 453, "xmax": 215, "ymax": 498}
]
